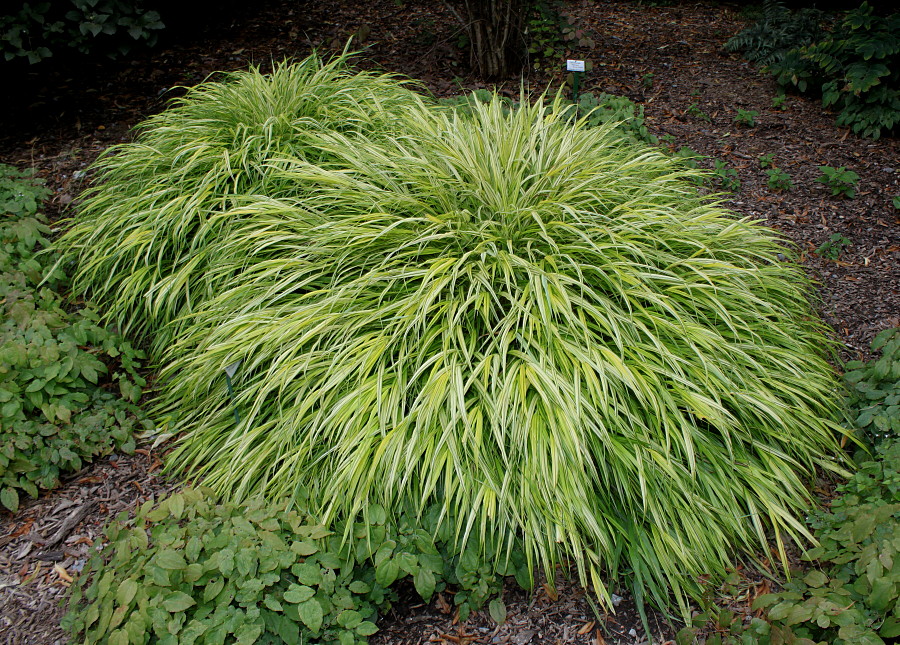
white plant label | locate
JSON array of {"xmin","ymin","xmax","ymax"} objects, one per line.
[{"xmin": 566, "ymin": 60, "xmax": 585, "ymax": 72}]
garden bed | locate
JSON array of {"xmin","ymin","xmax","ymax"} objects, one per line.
[{"xmin": 1, "ymin": 1, "xmax": 898, "ymax": 644}]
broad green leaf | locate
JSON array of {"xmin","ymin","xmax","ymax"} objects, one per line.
[
  {"xmin": 1, "ymin": 487, "xmax": 19, "ymax": 512},
  {"xmin": 489, "ymin": 598, "xmax": 507, "ymax": 625},
  {"xmin": 283, "ymin": 584, "xmax": 315, "ymax": 604},
  {"xmin": 116, "ymin": 579, "xmax": 139, "ymax": 607},
  {"xmin": 155, "ymin": 550, "xmax": 187, "ymax": 570},
  {"xmin": 413, "ymin": 567, "xmax": 436, "ymax": 600},
  {"xmin": 291, "ymin": 563, "xmax": 321, "ymax": 586},
  {"xmin": 296, "ymin": 598, "xmax": 324, "ymax": 633},
  {"xmin": 162, "ymin": 591, "xmax": 196, "ymax": 612}
]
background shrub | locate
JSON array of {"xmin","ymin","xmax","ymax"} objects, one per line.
[
  {"xmin": 766, "ymin": 2, "xmax": 900, "ymax": 139},
  {"xmin": 0, "ymin": 164, "xmax": 147, "ymax": 513},
  {"xmin": 726, "ymin": 0, "xmax": 828, "ymax": 67},
  {"xmin": 0, "ymin": 1, "xmax": 165, "ymax": 63}
]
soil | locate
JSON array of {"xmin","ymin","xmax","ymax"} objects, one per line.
[{"xmin": 1, "ymin": 1, "xmax": 898, "ymax": 644}]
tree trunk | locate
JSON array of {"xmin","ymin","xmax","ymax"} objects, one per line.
[{"xmin": 454, "ymin": 0, "xmax": 527, "ymax": 79}]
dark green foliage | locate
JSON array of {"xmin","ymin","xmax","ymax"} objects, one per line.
[
  {"xmin": 844, "ymin": 328, "xmax": 900, "ymax": 444},
  {"xmin": 1, "ymin": 1, "xmax": 165, "ymax": 63},
  {"xmin": 712, "ymin": 159, "xmax": 741, "ymax": 191},
  {"xmin": 525, "ymin": 1, "xmax": 593, "ymax": 71},
  {"xmin": 0, "ymin": 164, "xmax": 146, "ymax": 512},
  {"xmin": 767, "ymin": 3, "xmax": 900, "ymax": 139},
  {"xmin": 725, "ymin": 0, "xmax": 827, "ymax": 67},
  {"xmin": 564, "ymin": 91, "xmax": 658, "ymax": 144},
  {"xmin": 817, "ymin": 165, "xmax": 859, "ymax": 197},
  {"xmin": 766, "ymin": 167, "xmax": 794, "ymax": 191},
  {"xmin": 64, "ymin": 488, "xmax": 528, "ymax": 644},
  {"xmin": 734, "ymin": 109, "xmax": 759, "ymax": 127}
]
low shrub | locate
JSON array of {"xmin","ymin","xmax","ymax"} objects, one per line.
[
  {"xmin": 0, "ymin": 164, "xmax": 146, "ymax": 512},
  {"xmin": 564, "ymin": 91, "xmax": 659, "ymax": 144}
]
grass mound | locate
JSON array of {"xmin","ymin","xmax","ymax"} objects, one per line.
[{"xmin": 58, "ymin": 59, "xmax": 851, "ymax": 618}]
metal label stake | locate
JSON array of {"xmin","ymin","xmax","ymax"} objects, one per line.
[{"xmin": 567, "ymin": 59, "xmax": 585, "ymax": 104}]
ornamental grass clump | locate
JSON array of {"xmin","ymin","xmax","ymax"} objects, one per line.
[
  {"xmin": 59, "ymin": 59, "xmax": 851, "ymax": 619},
  {"xmin": 57, "ymin": 52, "xmax": 423, "ymax": 354}
]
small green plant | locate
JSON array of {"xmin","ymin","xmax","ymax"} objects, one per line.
[
  {"xmin": 659, "ymin": 133, "xmax": 676, "ymax": 147},
  {"xmin": 0, "ymin": 164, "xmax": 147, "ymax": 512},
  {"xmin": 687, "ymin": 102, "xmax": 712, "ymax": 122},
  {"xmin": 765, "ymin": 167, "xmax": 793, "ymax": 191},
  {"xmin": 642, "ymin": 72, "xmax": 655, "ymax": 89},
  {"xmin": 844, "ymin": 327, "xmax": 900, "ymax": 444},
  {"xmin": 734, "ymin": 108, "xmax": 759, "ymax": 127},
  {"xmin": 771, "ymin": 93, "xmax": 788, "ymax": 110},
  {"xmin": 712, "ymin": 159, "xmax": 741, "ymax": 191},
  {"xmin": 816, "ymin": 232, "xmax": 851, "ymax": 259},
  {"xmin": 892, "ymin": 195, "xmax": 900, "ymax": 209},
  {"xmin": 758, "ymin": 153, "xmax": 776, "ymax": 169},
  {"xmin": 817, "ymin": 165, "xmax": 860, "ymax": 198}
]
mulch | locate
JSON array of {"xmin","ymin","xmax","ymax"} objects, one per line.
[{"xmin": 1, "ymin": 1, "xmax": 898, "ymax": 643}]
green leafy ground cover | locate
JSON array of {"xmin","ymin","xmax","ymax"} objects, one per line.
[{"xmin": 0, "ymin": 164, "xmax": 148, "ymax": 513}]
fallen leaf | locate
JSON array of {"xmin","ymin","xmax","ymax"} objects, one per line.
[
  {"xmin": 578, "ymin": 621, "xmax": 595, "ymax": 634},
  {"xmin": 54, "ymin": 563, "xmax": 73, "ymax": 583},
  {"xmin": 543, "ymin": 582, "xmax": 559, "ymax": 601}
]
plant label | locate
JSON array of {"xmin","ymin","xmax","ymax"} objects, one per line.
[{"xmin": 566, "ymin": 60, "xmax": 585, "ymax": 72}]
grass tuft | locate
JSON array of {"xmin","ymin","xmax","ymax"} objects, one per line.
[{"xmin": 58, "ymin": 61, "xmax": 851, "ymax": 619}]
